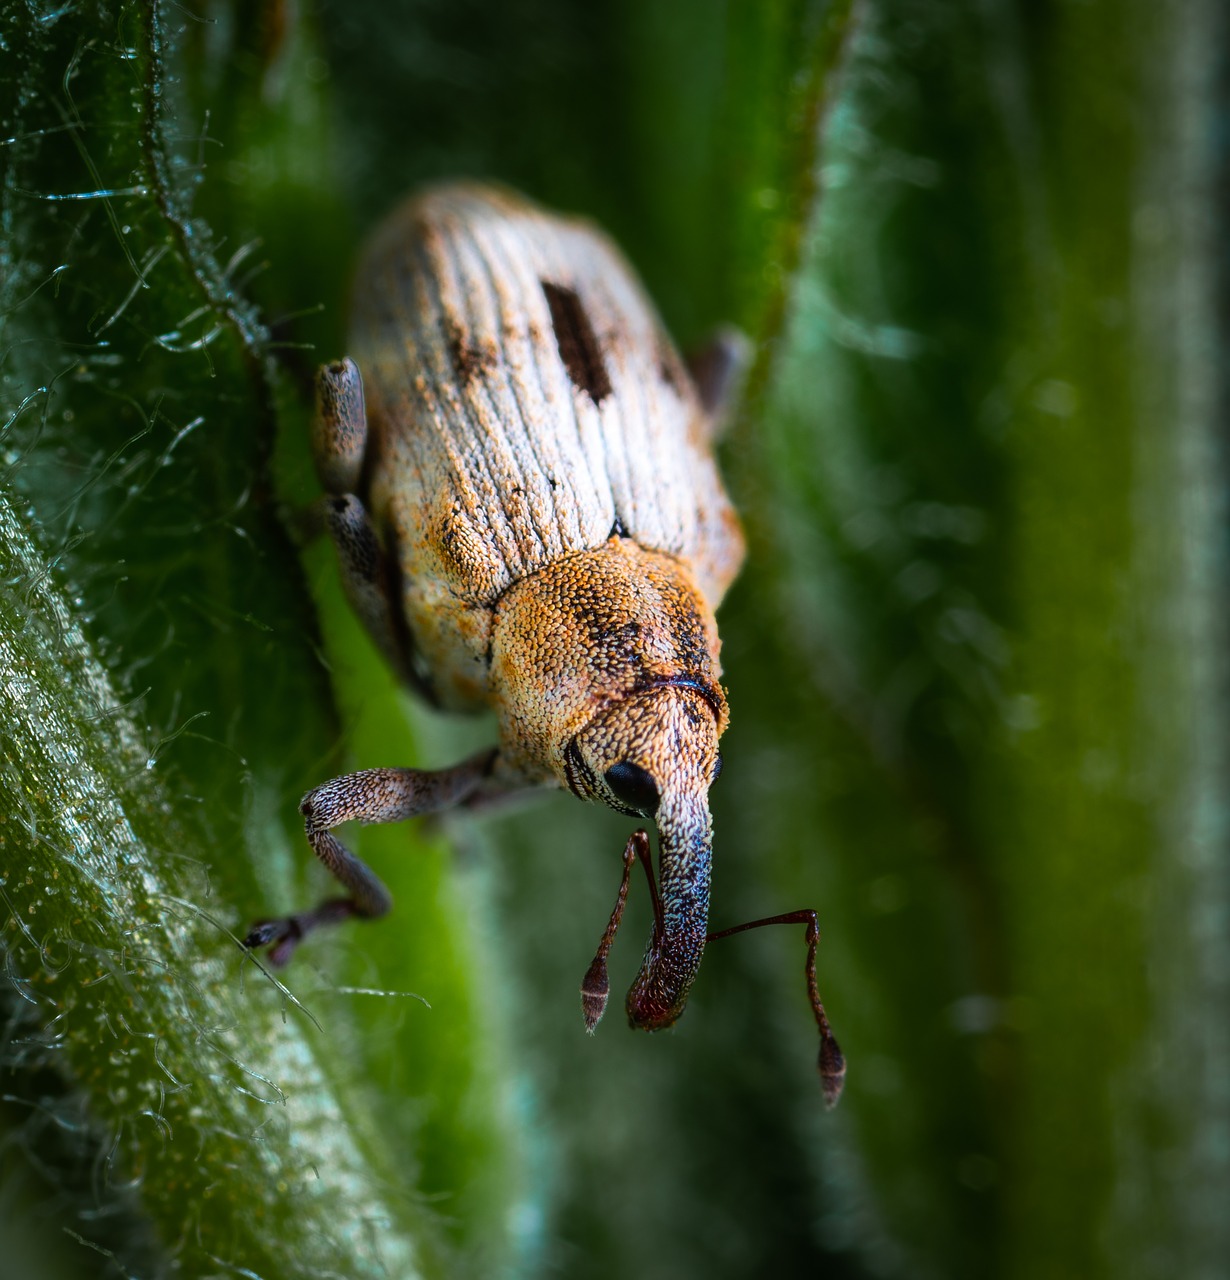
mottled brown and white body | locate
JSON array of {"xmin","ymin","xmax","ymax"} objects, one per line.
[{"xmin": 246, "ymin": 184, "xmax": 843, "ymax": 1102}]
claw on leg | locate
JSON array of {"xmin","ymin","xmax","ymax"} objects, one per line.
[
  {"xmin": 243, "ymin": 898, "xmax": 359, "ymax": 966},
  {"xmin": 244, "ymin": 752, "xmax": 499, "ymax": 964}
]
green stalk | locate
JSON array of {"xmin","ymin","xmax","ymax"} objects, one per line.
[{"xmin": 0, "ymin": 493, "xmax": 427, "ymax": 1277}]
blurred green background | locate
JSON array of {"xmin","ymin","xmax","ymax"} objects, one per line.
[{"xmin": 1, "ymin": 0, "xmax": 1227, "ymax": 1276}]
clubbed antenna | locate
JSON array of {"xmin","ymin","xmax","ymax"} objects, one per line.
[
  {"xmin": 580, "ymin": 830, "xmax": 654, "ymax": 1033},
  {"xmin": 707, "ymin": 909, "xmax": 845, "ymax": 1108}
]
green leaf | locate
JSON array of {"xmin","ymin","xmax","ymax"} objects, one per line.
[
  {"xmin": 1, "ymin": 2, "xmax": 523, "ymax": 1274},
  {"xmin": 727, "ymin": 2, "xmax": 1230, "ymax": 1276},
  {"xmin": 5, "ymin": 1, "xmax": 1226, "ymax": 1277}
]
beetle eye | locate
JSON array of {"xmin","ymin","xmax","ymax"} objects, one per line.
[
  {"xmin": 603, "ymin": 761, "xmax": 660, "ymax": 815},
  {"xmin": 712, "ymin": 753, "xmax": 723, "ymax": 784}
]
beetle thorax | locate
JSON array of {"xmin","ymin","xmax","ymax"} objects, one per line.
[{"xmin": 488, "ymin": 535, "xmax": 727, "ymax": 786}]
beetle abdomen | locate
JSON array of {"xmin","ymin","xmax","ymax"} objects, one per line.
[{"xmin": 351, "ymin": 184, "xmax": 744, "ymax": 709}]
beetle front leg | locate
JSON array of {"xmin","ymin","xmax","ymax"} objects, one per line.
[{"xmin": 244, "ymin": 749, "xmax": 497, "ymax": 965}]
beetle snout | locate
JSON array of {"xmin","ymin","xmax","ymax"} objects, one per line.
[
  {"xmin": 625, "ymin": 793, "xmax": 713, "ymax": 1031},
  {"xmin": 572, "ymin": 685, "xmax": 723, "ymax": 1032}
]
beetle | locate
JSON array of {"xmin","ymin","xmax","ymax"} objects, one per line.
[{"xmin": 244, "ymin": 183, "xmax": 845, "ymax": 1106}]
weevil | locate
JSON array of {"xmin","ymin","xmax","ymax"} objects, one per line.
[{"xmin": 244, "ymin": 184, "xmax": 845, "ymax": 1106}]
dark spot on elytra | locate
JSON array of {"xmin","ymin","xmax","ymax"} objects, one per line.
[
  {"xmin": 542, "ymin": 280, "xmax": 612, "ymax": 405},
  {"xmin": 409, "ymin": 214, "xmax": 434, "ymax": 244},
  {"xmin": 445, "ymin": 317, "xmax": 495, "ymax": 384}
]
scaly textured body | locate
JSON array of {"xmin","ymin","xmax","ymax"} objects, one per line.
[
  {"xmin": 352, "ymin": 184, "xmax": 743, "ymax": 712},
  {"xmin": 246, "ymin": 184, "xmax": 844, "ymax": 1103}
]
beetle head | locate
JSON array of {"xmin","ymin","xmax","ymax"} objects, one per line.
[{"xmin": 570, "ymin": 682, "xmax": 723, "ymax": 1031}]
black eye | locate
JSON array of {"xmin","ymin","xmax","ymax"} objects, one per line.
[
  {"xmin": 712, "ymin": 753, "xmax": 723, "ymax": 784},
  {"xmin": 603, "ymin": 761, "xmax": 660, "ymax": 815}
]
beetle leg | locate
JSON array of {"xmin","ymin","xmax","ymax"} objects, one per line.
[
  {"xmin": 686, "ymin": 325, "xmax": 751, "ymax": 438},
  {"xmin": 580, "ymin": 829, "xmax": 658, "ymax": 1031},
  {"xmin": 707, "ymin": 910, "xmax": 846, "ymax": 1108},
  {"xmin": 451, "ymin": 778, "xmax": 559, "ymax": 818},
  {"xmin": 312, "ymin": 358, "xmax": 438, "ymax": 703},
  {"xmin": 320, "ymin": 493, "xmax": 436, "ymax": 702},
  {"xmin": 313, "ymin": 357, "xmax": 368, "ymax": 495},
  {"xmin": 244, "ymin": 749, "xmax": 497, "ymax": 965}
]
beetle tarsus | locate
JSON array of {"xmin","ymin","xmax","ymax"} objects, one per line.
[
  {"xmin": 246, "ymin": 755, "xmax": 500, "ymax": 961},
  {"xmin": 243, "ymin": 897, "xmax": 358, "ymax": 966},
  {"xmin": 242, "ymin": 919, "xmax": 286, "ymax": 952}
]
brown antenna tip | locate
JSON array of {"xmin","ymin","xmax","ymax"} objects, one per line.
[
  {"xmin": 581, "ymin": 955, "xmax": 611, "ymax": 1033},
  {"xmin": 819, "ymin": 1032, "xmax": 846, "ymax": 1109}
]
